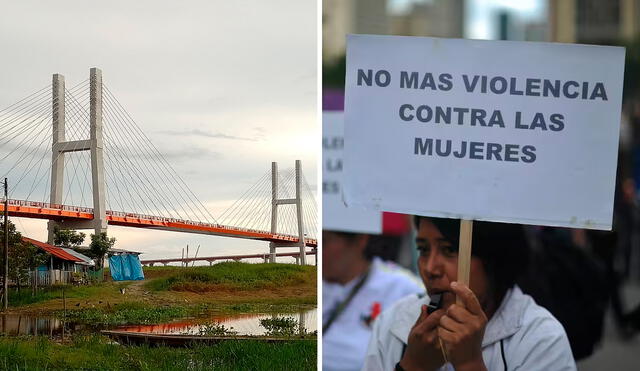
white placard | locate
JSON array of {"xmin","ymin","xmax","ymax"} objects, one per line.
[
  {"xmin": 344, "ymin": 35, "xmax": 625, "ymax": 230},
  {"xmin": 323, "ymin": 111, "xmax": 382, "ymax": 234}
]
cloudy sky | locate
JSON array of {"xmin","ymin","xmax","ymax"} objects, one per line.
[
  {"xmin": 0, "ymin": 1, "xmax": 318, "ymax": 263},
  {"xmin": 390, "ymin": 0, "xmax": 545, "ymax": 39}
]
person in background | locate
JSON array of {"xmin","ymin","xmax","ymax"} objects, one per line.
[
  {"xmin": 363, "ymin": 217, "xmax": 576, "ymax": 371},
  {"xmin": 323, "ymin": 230, "xmax": 423, "ymax": 371}
]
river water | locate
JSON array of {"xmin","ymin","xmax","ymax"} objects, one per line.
[
  {"xmin": 116, "ymin": 308, "xmax": 317, "ymax": 336},
  {"xmin": 0, "ymin": 308, "xmax": 317, "ymax": 337}
]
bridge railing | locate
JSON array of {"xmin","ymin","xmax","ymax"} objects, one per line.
[
  {"xmin": 4, "ymin": 198, "xmax": 94, "ymax": 214},
  {"xmin": 3, "ymin": 198, "xmax": 317, "ymax": 245}
]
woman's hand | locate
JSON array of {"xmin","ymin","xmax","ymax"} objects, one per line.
[
  {"xmin": 438, "ymin": 281, "xmax": 488, "ymax": 371},
  {"xmin": 399, "ymin": 305, "xmax": 446, "ymax": 371}
]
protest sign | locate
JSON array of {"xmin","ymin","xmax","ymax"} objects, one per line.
[
  {"xmin": 344, "ymin": 35, "xmax": 625, "ymax": 230},
  {"xmin": 323, "ymin": 111, "xmax": 382, "ymax": 234}
]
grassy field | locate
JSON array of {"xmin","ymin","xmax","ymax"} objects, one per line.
[
  {"xmin": 9, "ymin": 282, "xmax": 128, "ymax": 307},
  {"xmin": 145, "ymin": 262, "xmax": 315, "ymax": 292},
  {"xmin": 0, "ymin": 335, "xmax": 316, "ymax": 370}
]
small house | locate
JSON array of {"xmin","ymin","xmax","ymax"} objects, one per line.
[{"xmin": 23, "ymin": 237, "xmax": 94, "ymax": 285}]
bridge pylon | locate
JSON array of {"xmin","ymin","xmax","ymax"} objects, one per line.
[
  {"xmin": 269, "ymin": 160, "xmax": 307, "ymax": 265},
  {"xmin": 46, "ymin": 68, "xmax": 107, "ymax": 243}
]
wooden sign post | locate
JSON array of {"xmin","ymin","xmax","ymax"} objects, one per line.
[{"xmin": 457, "ymin": 219, "xmax": 473, "ymax": 304}]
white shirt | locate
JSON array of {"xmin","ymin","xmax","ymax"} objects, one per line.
[
  {"xmin": 363, "ymin": 286, "xmax": 577, "ymax": 371},
  {"xmin": 323, "ymin": 257, "xmax": 424, "ymax": 371}
]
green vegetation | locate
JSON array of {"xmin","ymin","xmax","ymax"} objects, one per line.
[
  {"xmin": 88, "ymin": 232, "xmax": 116, "ymax": 269},
  {"xmin": 197, "ymin": 322, "xmax": 237, "ymax": 336},
  {"xmin": 146, "ymin": 262, "xmax": 314, "ymax": 292},
  {"xmin": 8, "ymin": 282, "xmax": 126, "ymax": 307},
  {"xmin": 53, "ymin": 227, "xmax": 85, "ymax": 248},
  {"xmin": 0, "ymin": 221, "xmax": 49, "ymax": 288},
  {"xmin": 260, "ymin": 317, "xmax": 300, "ymax": 337},
  {"xmin": 7, "ymin": 263, "xmax": 315, "ymax": 329},
  {"xmin": 60, "ymin": 302, "xmax": 189, "ymax": 326},
  {"xmin": 0, "ymin": 335, "xmax": 316, "ymax": 370},
  {"xmin": 55, "ymin": 301, "xmax": 315, "ymax": 327}
]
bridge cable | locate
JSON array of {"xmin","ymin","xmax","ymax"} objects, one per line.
[
  {"xmin": 218, "ymin": 171, "xmax": 270, "ymax": 227},
  {"xmin": 301, "ymin": 173, "xmax": 318, "ymax": 238},
  {"xmin": 0, "ymin": 88, "xmax": 51, "ymax": 135},
  {"xmin": 7, "ymin": 117, "xmax": 53, "ymax": 197},
  {"xmin": 0, "ymin": 96, "xmax": 52, "ymax": 151},
  {"xmin": 232, "ymin": 170, "xmax": 275, "ymax": 230},
  {"xmin": 65, "ymin": 88, "xmax": 149, "ymax": 215},
  {"xmin": 69, "ymin": 89, "xmax": 159, "ymax": 217},
  {"xmin": 217, "ymin": 170, "xmax": 270, "ymax": 223},
  {"xmin": 62, "ymin": 90, "xmax": 96, "ymax": 207},
  {"xmin": 104, "ymin": 85, "xmax": 219, "ymax": 224},
  {"xmin": 224, "ymin": 171, "xmax": 272, "ymax": 229},
  {"xmin": 102, "ymin": 91, "xmax": 212, "ymax": 223},
  {"xmin": 102, "ymin": 93, "xmax": 196, "ymax": 221},
  {"xmin": 0, "ymin": 105, "xmax": 53, "ymax": 188},
  {"xmin": 0, "ymin": 85, "xmax": 50, "ymax": 117},
  {"xmin": 101, "ymin": 100, "xmax": 184, "ymax": 219}
]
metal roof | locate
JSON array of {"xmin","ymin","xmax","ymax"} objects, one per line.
[
  {"xmin": 22, "ymin": 237, "xmax": 83, "ymax": 262},
  {"xmin": 61, "ymin": 248, "xmax": 95, "ymax": 266}
]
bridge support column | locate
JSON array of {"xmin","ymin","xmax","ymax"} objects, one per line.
[
  {"xmin": 47, "ymin": 74, "xmax": 65, "ymax": 244},
  {"xmin": 295, "ymin": 160, "xmax": 307, "ymax": 265},
  {"xmin": 269, "ymin": 162, "xmax": 278, "ymax": 263},
  {"xmin": 269, "ymin": 243, "xmax": 277, "ymax": 263},
  {"xmin": 89, "ymin": 68, "xmax": 107, "ymax": 237},
  {"xmin": 46, "ymin": 68, "xmax": 108, "ymax": 240}
]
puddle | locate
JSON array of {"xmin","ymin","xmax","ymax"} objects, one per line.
[{"xmin": 116, "ymin": 308, "xmax": 317, "ymax": 336}]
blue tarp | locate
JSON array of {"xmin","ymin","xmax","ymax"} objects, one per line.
[
  {"xmin": 109, "ymin": 254, "xmax": 145, "ymax": 281},
  {"xmin": 127, "ymin": 254, "xmax": 144, "ymax": 280}
]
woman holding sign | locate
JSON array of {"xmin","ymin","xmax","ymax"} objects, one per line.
[{"xmin": 362, "ymin": 217, "xmax": 576, "ymax": 371}]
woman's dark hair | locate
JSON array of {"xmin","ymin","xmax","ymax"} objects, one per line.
[{"xmin": 414, "ymin": 216, "xmax": 530, "ymax": 305}]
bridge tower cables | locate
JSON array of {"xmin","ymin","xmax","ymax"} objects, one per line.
[{"xmin": 47, "ymin": 68, "xmax": 107, "ymax": 242}]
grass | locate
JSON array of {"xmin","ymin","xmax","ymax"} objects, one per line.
[
  {"xmin": 8, "ymin": 283, "xmax": 129, "ymax": 307},
  {"xmin": 59, "ymin": 302, "xmax": 190, "ymax": 326},
  {"xmin": 0, "ymin": 335, "xmax": 316, "ymax": 370},
  {"xmin": 56, "ymin": 301, "xmax": 317, "ymax": 326},
  {"xmin": 145, "ymin": 262, "xmax": 315, "ymax": 292}
]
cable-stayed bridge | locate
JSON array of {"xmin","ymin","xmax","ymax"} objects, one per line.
[{"xmin": 0, "ymin": 68, "xmax": 317, "ymax": 264}]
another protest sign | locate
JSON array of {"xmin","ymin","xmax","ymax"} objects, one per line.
[{"xmin": 323, "ymin": 111, "xmax": 382, "ymax": 234}]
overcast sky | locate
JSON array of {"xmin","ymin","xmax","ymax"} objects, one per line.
[
  {"xmin": 390, "ymin": 0, "xmax": 545, "ymax": 39},
  {"xmin": 0, "ymin": 1, "xmax": 318, "ymax": 263}
]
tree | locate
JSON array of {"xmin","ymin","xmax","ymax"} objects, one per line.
[
  {"xmin": 0, "ymin": 221, "xmax": 48, "ymax": 290},
  {"xmin": 9, "ymin": 242, "xmax": 48, "ymax": 290},
  {"xmin": 88, "ymin": 232, "xmax": 115, "ymax": 269},
  {"xmin": 53, "ymin": 227, "xmax": 85, "ymax": 248}
]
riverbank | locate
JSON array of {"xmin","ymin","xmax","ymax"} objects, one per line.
[{"xmin": 5, "ymin": 263, "xmax": 316, "ymax": 326}]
